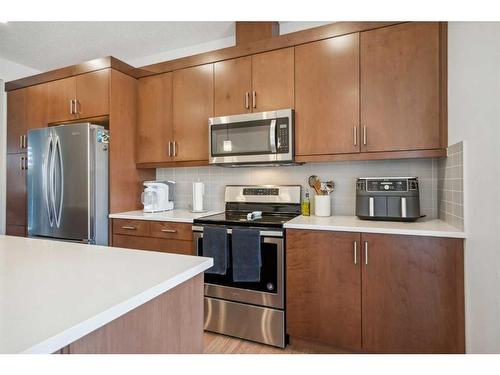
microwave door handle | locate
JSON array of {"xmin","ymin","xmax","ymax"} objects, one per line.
[{"xmin": 269, "ymin": 119, "xmax": 277, "ymax": 153}]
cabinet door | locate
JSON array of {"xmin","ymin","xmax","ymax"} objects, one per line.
[
  {"xmin": 76, "ymin": 69, "xmax": 110, "ymax": 118},
  {"xmin": 137, "ymin": 73, "xmax": 173, "ymax": 163},
  {"xmin": 7, "ymin": 89, "xmax": 26, "ymax": 154},
  {"xmin": 47, "ymin": 77, "xmax": 76, "ymax": 123},
  {"xmin": 361, "ymin": 233, "xmax": 465, "ymax": 353},
  {"xmin": 173, "ymin": 64, "xmax": 214, "ymax": 162},
  {"xmin": 6, "ymin": 153, "xmax": 27, "ymax": 227},
  {"xmin": 112, "ymin": 235, "xmax": 194, "ymax": 256},
  {"xmin": 214, "ymin": 56, "xmax": 251, "ymax": 116},
  {"xmin": 26, "ymin": 83, "xmax": 48, "ymax": 130},
  {"xmin": 286, "ymin": 229, "xmax": 362, "ymax": 351},
  {"xmin": 251, "ymin": 47, "xmax": 294, "ymax": 112},
  {"xmin": 6, "ymin": 225, "xmax": 26, "ymax": 237},
  {"xmin": 360, "ymin": 22, "xmax": 440, "ymax": 152},
  {"xmin": 295, "ymin": 33, "xmax": 360, "ymax": 156}
]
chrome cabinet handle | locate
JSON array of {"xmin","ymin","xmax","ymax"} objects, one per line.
[
  {"xmin": 353, "ymin": 241, "xmax": 358, "ymax": 265},
  {"xmin": 364, "ymin": 241, "xmax": 368, "ymax": 265},
  {"xmin": 245, "ymin": 92, "xmax": 250, "ymax": 109},
  {"xmin": 353, "ymin": 126, "xmax": 358, "ymax": 147},
  {"xmin": 363, "ymin": 126, "xmax": 367, "ymax": 145},
  {"xmin": 19, "ymin": 135, "xmax": 24, "ymax": 149},
  {"xmin": 75, "ymin": 99, "xmax": 80, "ymax": 115},
  {"xmin": 173, "ymin": 141, "xmax": 177, "ymax": 157},
  {"xmin": 161, "ymin": 229, "xmax": 178, "ymax": 233},
  {"xmin": 168, "ymin": 141, "xmax": 172, "ymax": 157},
  {"xmin": 24, "ymin": 135, "xmax": 27, "ymax": 148},
  {"xmin": 252, "ymin": 91, "xmax": 256, "ymax": 109},
  {"xmin": 69, "ymin": 99, "xmax": 74, "ymax": 114},
  {"xmin": 121, "ymin": 226, "xmax": 136, "ymax": 230}
]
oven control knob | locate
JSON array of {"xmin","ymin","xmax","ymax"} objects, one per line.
[
  {"xmin": 266, "ymin": 283, "xmax": 274, "ymax": 291},
  {"xmin": 384, "ymin": 184, "xmax": 390, "ymax": 190}
]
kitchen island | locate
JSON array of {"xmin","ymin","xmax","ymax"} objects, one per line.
[{"xmin": 0, "ymin": 235, "xmax": 212, "ymax": 354}]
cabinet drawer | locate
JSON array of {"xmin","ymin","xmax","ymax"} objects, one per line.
[
  {"xmin": 112, "ymin": 219, "xmax": 150, "ymax": 236},
  {"xmin": 150, "ymin": 221, "xmax": 192, "ymax": 241},
  {"xmin": 113, "ymin": 235, "xmax": 194, "ymax": 256}
]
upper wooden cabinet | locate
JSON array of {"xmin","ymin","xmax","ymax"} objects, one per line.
[
  {"xmin": 287, "ymin": 230, "xmax": 362, "ymax": 351},
  {"xmin": 47, "ymin": 69, "xmax": 110, "ymax": 123},
  {"xmin": 214, "ymin": 47, "xmax": 294, "ymax": 116},
  {"xmin": 6, "ymin": 89, "xmax": 26, "ymax": 154},
  {"xmin": 360, "ymin": 22, "xmax": 441, "ymax": 152},
  {"xmin": 173, "ymin": 64, "xmax": 214, "ymax": 162},
  {"xmin": 137, "ymin": 72, "xmax": 173, "ymax": 163},
  {"xmin": 295, "ymin": 33, "xmax": 360, "ymax": 156}
]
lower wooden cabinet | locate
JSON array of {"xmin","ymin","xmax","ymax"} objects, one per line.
[
  {"xmin": 111, "ymin": 219, "xmax": 194, "ymax": 256},
  {"xmin": 6, "ymin": 153, "xmax": 27, "ymax": 229},
  {"xmin": 286, "ymin": 229, "xmax": 465, "ymax": 353},
  {"xmin": 6, "ymin": 225, "xmax": 26, "ymax": 237}
]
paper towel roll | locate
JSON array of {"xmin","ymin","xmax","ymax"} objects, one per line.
[{"xmin": 192, "ymin": 182, "xmax": 204, "ymax": 212}]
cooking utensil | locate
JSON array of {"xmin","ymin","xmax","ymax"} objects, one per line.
[
  {"xmin": 323, "ymin": 180, "xmax": 335, "ymax": 195},
  {"xmin": 308, "ymin": 175, "xmax": 322, "ymax": 195}
]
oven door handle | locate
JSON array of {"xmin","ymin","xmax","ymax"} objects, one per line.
[
  {"xmin": 192, "ymin": 226, "xmax": 283, "ymax": 238},
  {"xmin": 269, "ymin": 119, "xmax": 277, "ymax": 153}
]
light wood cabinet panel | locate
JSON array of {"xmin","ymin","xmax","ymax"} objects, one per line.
[
  {"xmin": 295, "ymin": 33, "xmax": 360, "ymax": 156},
  {"xmin": 25, "ymin": 83, "xmax": 48, "ymax": 130},
  {"xmin": 112, "ymin": 219, "xmax": 150, "ymax": 237},
  {"xmin": 251, "ymin": 47, "xmax": 294, "ymax": 112},
  {"xmin": 137, "ymin": 73, "xmax": 173, "ymax": 163},
  {"xmin": 214, "ymin": 56, "xmax": 251, "ymax": 116},
  {"xmin": 361, "ymin": 233, "xmax": 465, "ymax": 353},
  {"xmin": 6, "ymin": 153, "xmax": 27, "ymax": 227},
  {"xmin": 7, "ymin": 89, "xmax": 26, "ymax": 154},
  {"xmin": 76, "ymin": 69, "xmax": 110, "ymax": 118},
  {"xmin": 173, "ymin": 64, "xmax": 214, "ymax": 162},
  {"xmin": 286, "ymin": 229, "xmax": 362, "ymax": 351},
  {"xmin": 150, "ymin": 221, "xmax": 192, "ymax": 241},
  {"xmin": 47, "ymin": 76, "xmax": 76, "ymax": 123},
  {"xmin": 360, "ymin": 22, "xmax": 440, "ymax": 152}
]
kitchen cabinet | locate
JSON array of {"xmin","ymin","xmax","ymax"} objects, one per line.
[
  {"xmin": 360, "ymin": 22, "xmax": 441, "ymax": 152},
  {"xmin": 136, "ymin": 72, "xmax": 173, "ymax": 163},
  {"xmin": 5, "ymin": 225, "xmax": 26, "ymax": 237},
  {"xmin": 361, "ymin": 233, "xmax": 465, "ymax": 353},
  {"xmin": 286, "ymin": 229, "xmax": 464, "ymax": 353},
  {"xmin": 47, "ymin": 69, "xmax": 110, "ymax": 123},
  {"xmin": 286, "ymin": 230, "xmax": 362, "ymax": 351},
  {"xmin": 111, "ymin": 219, "xmax": 194, "ymax": 256},
  {"xmin": 214, "ymin": 47, "xmax": 294, "ymax": 116},
  {"xmin": 7, "ymin": 89, "xmax": 26, "ymax": 154},
  {"xmin": 295, "ymin": 33, "xmax": 360, "ymax": 156},
  {"xmin": 6, "ymin": 153, "xmax": 27, "ymax": 227},
  {"xmin": 173, "ymin": 64, "xmax": 214, "ymax": 162}
]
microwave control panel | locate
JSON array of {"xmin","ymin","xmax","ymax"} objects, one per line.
[{"xmin": 276, "ymin": 118, "xmax": 290, "ymax": 153}]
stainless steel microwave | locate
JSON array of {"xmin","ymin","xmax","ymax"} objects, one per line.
[{"xmin": 208, "ymin": 109, "xmax": 295, "ymax": 166}]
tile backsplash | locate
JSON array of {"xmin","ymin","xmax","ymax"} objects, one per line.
[
  {"xmin": 157, "ymin": 158, "xmax": 438, "ymax": 218},
  {"xmin": 437, "ymin": 142, "xmax": 464, "ymax": 230}
]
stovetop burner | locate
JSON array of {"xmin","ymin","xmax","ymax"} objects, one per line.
[{"xmin": 193, "ymin": 185, "xmax": 302, "ymax": 229}]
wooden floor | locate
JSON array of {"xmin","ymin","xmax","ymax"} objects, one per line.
[{"xmin": 203, "ymin": 332, "xmax": 346, "ymax": 354}]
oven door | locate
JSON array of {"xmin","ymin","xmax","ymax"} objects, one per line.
[
  {"xmin": 209, "ymin": 109, "xmax": 293, "ymax": 165},
  {"xmin": 193, "ymin": 230, "xmax": 284, "ymax": 309}
]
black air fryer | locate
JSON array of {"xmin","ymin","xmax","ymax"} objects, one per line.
[{"xmin": 355, "ymin": 177, "xmax": 422, "ymax": 222}]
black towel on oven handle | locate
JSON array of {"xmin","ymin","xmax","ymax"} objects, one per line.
[
  {"xmin": 202, "ymin": 225, "xmax": 228, "ymax": 275},
  {"xmin": 231, "ymin": 227, "xmax": 262, "ymax": 282}
]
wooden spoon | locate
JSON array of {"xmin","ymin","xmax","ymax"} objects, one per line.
[{"xmin": 308, "ymin": 175, "xmax": 322, "ymax": 195}]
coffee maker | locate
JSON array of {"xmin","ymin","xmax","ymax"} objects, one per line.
[{"xmin": 141, "ymin": 181, "xmax": 175, "ymax": 213}]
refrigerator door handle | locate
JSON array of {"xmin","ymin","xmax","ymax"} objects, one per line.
[
  {"xmin": 54, "ymin": 135, "xmax": 64, "ymax": 228},
  {"xmin": 49, "ymin": 135, "xmax": 58, "ymax": 228},
  {"xmin": 44, "ymin": 135, "xmax": 55, "ymax": 227}
]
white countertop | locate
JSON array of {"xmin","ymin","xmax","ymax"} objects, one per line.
[
  {"xmin": 284, "ymin": 215, "xmax": 466, "ymax": 238},
  {"xmin": 109, "ymin": 209, "xmax": 222, "ymax": 223},
  {"xmin": 0, "ymin": 235, "xmax": 213, "ymax": 354}
]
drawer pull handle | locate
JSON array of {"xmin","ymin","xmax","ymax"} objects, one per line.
[
  {"xmin": 121, "ymin": 226, "xmax": 136, "ymax": 230},
  {"xmin": 161, "ymin": 229, "xmax": 178, "ymax": 233}
]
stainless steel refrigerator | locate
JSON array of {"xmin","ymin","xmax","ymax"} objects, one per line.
[{"xmin": 27, "ymin": 123, "xmax": 109, "ymax": 245}]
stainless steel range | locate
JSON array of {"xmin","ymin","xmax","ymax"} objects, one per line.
[{"xmin": 192, "ymin": 185, "xmax": 302, "ymax": 348}]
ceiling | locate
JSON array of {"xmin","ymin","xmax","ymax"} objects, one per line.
[
  {"xmin": 0, "ymin": 22, "xmax": 235, "ymax": 71},
  {"xmin": 0, "ymin": 22, "xmax": 331, "ymax": 72}
]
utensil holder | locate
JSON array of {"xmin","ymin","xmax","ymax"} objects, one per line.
[{"xmin": 314, "ymin": 195, "xmax": 331, "ymax": 217}]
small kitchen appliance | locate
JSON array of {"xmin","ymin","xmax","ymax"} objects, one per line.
[
  {"xmin": 193, "ymin": 185, "xmax": 302, "ymax": 347},
  {"xmin": 356, "ymin": 177, "xmax": 422, "ymax": 221},
  {"xmin": 141, "ymin": 181, "xmax": 175, "ymax": 213},
  {"xmin": 208, "ymin": 109, "xmax": 296, "ymax": 167}
]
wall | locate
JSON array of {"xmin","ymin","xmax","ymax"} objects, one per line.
[
  {"xmin": 448, "ymin": 22, "xmax": 500, "ymax": 353},
  {"xmin": 157, "ymin": 158, "xmax": 438, "ymax": 218},
  {"xmin": 0, "ymin": 58, "xmax": 40, "ymax": 233}
]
